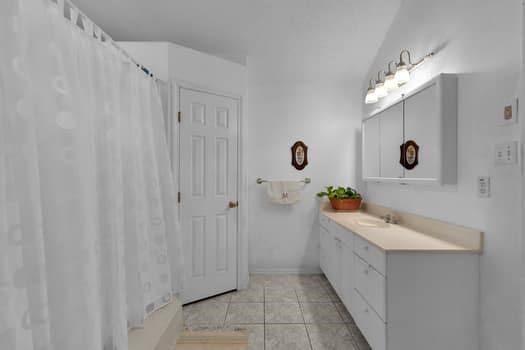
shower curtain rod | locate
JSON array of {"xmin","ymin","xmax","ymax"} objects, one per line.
[{"xmin": 56, "ymin": 0, "xmax": 165, "ymax": 83}]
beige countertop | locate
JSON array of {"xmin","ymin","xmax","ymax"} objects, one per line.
[{"xmin": 320, "ymin": 203, "xmax": 483, "ymax": 253}]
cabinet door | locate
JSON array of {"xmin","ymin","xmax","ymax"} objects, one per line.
[
  {"xmin": 320, "ymin": 226, "xmax": 331, "ymax": 278},
  {"xmin": 323, "ymin": 228, "xmax": 336, "ymax": 284},
  {"xmin": 332, "ymin": 237, "xmax": 343, "ymax": 294},
  {"xmin": 341, "ymin": 239, "xmax": 354, "ymax": 313},
  {"xmin": 404, "ymin": 83, "xmax": 440, "ymax": 180},
  {"xmin": 362, "ymin": 117, "xmax": 380, "ymax": 179},
  {"xmin": 353, "ymin": 290, "xmax": 387, "ymax": 350},
  {"xmin": 379, "ymin": 102, "xmax": 404, "ymax": 179},
  {"xmin": 320, "ymin": 226, "xmax": 328, "ymax": 275}
]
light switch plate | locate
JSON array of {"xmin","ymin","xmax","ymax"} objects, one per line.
[
  {"xmin": 477, "ymin": 176, "xmax": 490, "ymax": 198},
  {"xmin": 495, "ymin": 141, "xmax": 518, "ymax": 165}
]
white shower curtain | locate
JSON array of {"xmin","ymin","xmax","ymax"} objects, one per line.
[{"xmin": 0, "ymin": 0, "xmax": 182, "ymax": 349}]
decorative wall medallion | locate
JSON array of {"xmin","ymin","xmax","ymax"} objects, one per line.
[
  {"xmin": 291, "ymin": 141, "xmax": 308, "ymax": 170},
  {"xmin": 400, "ymin": 140, "xmax": 419, "ymax": 170}
]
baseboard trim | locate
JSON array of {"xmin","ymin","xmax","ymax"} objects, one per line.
[{"xmin": 249, "ymin": 267, "xmax": 322, "ymax": 275}]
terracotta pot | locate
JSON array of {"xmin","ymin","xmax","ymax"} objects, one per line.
[{"xmin": 329, "ymin": 198, "xmax": 362, "ymax": 211}]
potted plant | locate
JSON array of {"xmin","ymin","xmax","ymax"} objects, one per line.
[{"xmin": 317, "ymin": 186, "xmax": 362, "ymax": 211}]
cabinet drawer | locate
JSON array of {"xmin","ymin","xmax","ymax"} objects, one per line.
[
  {"xmin": 333, "ymin": 223, "xmax": 353, "ymax": 247},
  {"xmin": 354, "ymin": 234, "xmax": 386, "ymax": 276},
  {"xmin": 354, "ymin": 254, "xmax": 386, "ymax": 321},
  {"xmin": 353, "ymin": 290, "xmax": 386, "ymax": 350}
]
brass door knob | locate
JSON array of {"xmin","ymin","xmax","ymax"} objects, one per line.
[{"xmin": 228, "ymin": 201, "xmax": 239, "ymax": 208}]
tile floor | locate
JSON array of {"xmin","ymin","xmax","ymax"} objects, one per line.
[{"xmin": 182, "ymin": 274, "xmax": 371, "ymax": 350}]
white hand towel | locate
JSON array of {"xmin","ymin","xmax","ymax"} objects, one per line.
[{"xmin": 266, "ymin": 181, "xmax": 305, "ymax": 205}]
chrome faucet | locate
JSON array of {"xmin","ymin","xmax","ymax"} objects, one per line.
[{"xmin": 381, "ymin": 213, "xmax": 398, "ymax": 224}]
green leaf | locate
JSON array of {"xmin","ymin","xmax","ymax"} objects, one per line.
[{"xmin": 317, "ymin": 184, "xmax": 361, "ymax": 200}]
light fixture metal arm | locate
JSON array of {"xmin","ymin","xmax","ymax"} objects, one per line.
[
  {"xmin": 408, "ymin": 52, "xmax": 435, "ymax": 72},
  {"xmin": 377, "ymin": 70, "xmax": 386, "ymax": 82},
  {"xmin": 387, "ymin": 61, "xmax": 397, "ymax": 74},
  {"xmin": 399, "ymin": 49, "xmax": 412, "ymax": 66}
]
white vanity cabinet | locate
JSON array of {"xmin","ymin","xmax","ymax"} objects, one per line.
[
  {"xmin": 339, "ymin": 237, "xmax": 354, "ymax": 310},
  {"xmin": 403, "ymin": 82, "xmax": 440, "ymax": 181},
  {"xmin": 319, "ymin": 212, "xmax": 479, "ymax": 350},
  {"xmin": 319, "ymin": 215, "xmax": 355, "ymax": 312},
  {"xmin": 362, "ymin": 74, "xmax": 457, "ymax": 185},
  {"xmin": 319, "ymin": 222, "xmax": 334, "ymax": 284},
  {"xmin": 378, "ymin": 102, "xmax": 404, "ymax": 180}
]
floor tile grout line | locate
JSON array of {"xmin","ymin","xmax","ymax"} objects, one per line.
[
  {"xmin": 303, "ymin": 323, "xmax": 314, "ymax": 350},
  {"xmin": 222, "ymin": 298, "xmax": 231, "ymax": 328},
  {"xmin": 327, "ymin": 290, "xmax": 367, "ymax": 349},
  {"xmin": 295, "ymin": 287, "xmax": 306, "ymax": 325},
  {"xmin": 263, "ymin": 285, "xmax": 266, "ymax": 350},
  {"xmin": 186, "ymin": 275, "xmax": 363, "ymax": 350},
  {"xmin": 297, "ymin": 288, "xmax": 314, "ymax": 349},
  {"xmin": 297, "ymin": 286, "xmax": 314, "ymax": 350}
]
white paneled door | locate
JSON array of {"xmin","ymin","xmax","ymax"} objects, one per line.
[{"xmin": 179, "ymin": 88, "xmax": 239, "ymax": 304}]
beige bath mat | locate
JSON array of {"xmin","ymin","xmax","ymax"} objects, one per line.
[{"xmin": 176, "ymin": 330, "xmax": 248, "ymax": 350}]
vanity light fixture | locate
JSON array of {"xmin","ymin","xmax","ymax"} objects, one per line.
[
  {"xmin": 384, "ymin": 61, "xmax": 398, "ymax": 92},
  {"xmin": 395, "ymin": 49, "xmax": 411, "ymax": 85},
  {"xmin": 365, "ymin": 49, "xmax": 434, "ymax": 104},
  {"xmin": 375, "ymin": 71, "xmax": 388, "ymax": 98},
  {"xmin": 365, "ymin": 79, "xmax": 378, "ymax": 104}
]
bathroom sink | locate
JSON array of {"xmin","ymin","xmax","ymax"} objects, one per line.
[{"xmin": 354, "ymin": 218, "xmax": 390, "ymax": 229}]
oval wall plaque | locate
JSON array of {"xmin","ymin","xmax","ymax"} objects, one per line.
[
  {"xmin": 291, "ymin": 141, "xmax": 308, "ymax": 170},
  {"xmin": 400, "ymin": 140, "xmax": 419, "ymax": 170}
]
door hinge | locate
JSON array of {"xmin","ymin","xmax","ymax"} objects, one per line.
[
  {"xmin": 178, "ymin": 111, "xmax": 181, "ymax": 123},
  {"xmin": 178, "ymin": 192, "xmax": 181, "ymax": 203}
]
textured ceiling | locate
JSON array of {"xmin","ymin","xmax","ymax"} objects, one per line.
[{"xmin": 73, "ymin": 0, "xmax": 401, "ymax": 81}]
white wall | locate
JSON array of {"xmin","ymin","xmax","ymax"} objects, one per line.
[
  {"xmin": 246, "ymin": 63, "xmax": 363, "ymax": 272},
  {"xmin": 167, "ymin": 44, "xmax": 245, "ymax": 96},
  {"xmin": 119, "ymin": 42, "xmax": 171, "ymax": 81},
  {"xmin": 120, "ymin": 41, "xmax": 246, "ymax": 96},
  {"xmin": 363, "ymin": 1, "xmax": 522, "ymax": 349}
]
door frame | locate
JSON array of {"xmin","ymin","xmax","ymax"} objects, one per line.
[
  {"xmin": 170, "ymin": 79, "xmax": 249, "ymax": 296},
  {"xmin": 521, "ymin": 2, "xmax": 525, "ymax": 344}
]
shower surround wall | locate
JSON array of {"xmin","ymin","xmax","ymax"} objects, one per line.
[{"xmin": 362, "ymin": 0, "xmax": 522, "ymax": 349}]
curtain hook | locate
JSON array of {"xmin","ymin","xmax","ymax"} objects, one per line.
[{"xmin": 83, "ymin": 17, "xmax": 94, "ymax": 35}]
